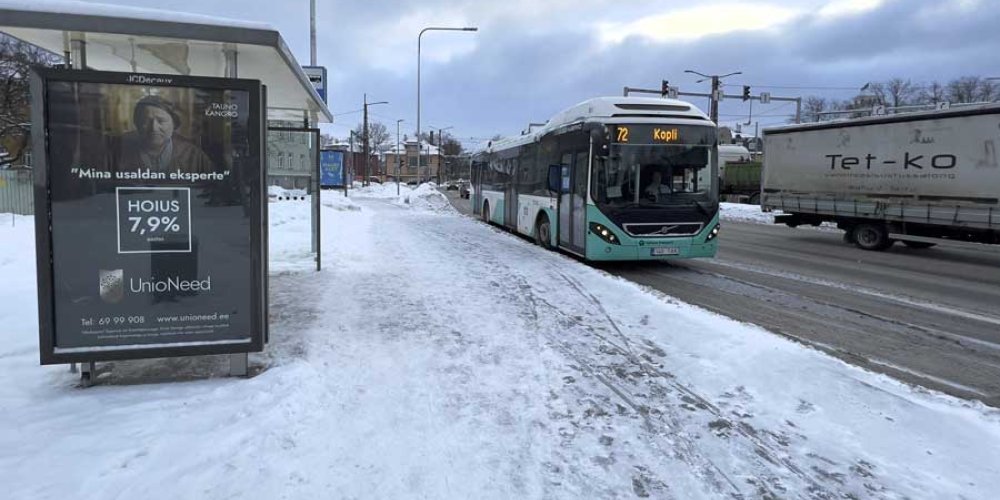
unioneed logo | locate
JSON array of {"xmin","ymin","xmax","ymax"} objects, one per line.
[
  {"xmin": 98, "ymin": 270, "xmax": 212, "ymax": 303},
  {"xmin": 99, "ymin": 269, "xmax": 124, "ymax": 304},
  {"xmin": 130, "ymin": 275, "xmax": 212, "ymax": 293}
]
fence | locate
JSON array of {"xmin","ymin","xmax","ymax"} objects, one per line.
[{"xmin": 0, "ymin": 170, "xmax": 34, "ymax": 215}]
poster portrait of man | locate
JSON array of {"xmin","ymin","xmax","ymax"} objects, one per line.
[{"xmin": 112, "ymin": 94, "xmax": 216, "ymax": 173}]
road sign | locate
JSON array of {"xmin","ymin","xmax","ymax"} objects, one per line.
[
  {"xmin": 760, "ymin": 92, "xmax": 771, "ymax": 104},
  {"xmin": 667, "ymin": 86, "xmax": 679, "ymax": 99},
  {"xmin": 302, "ymin": 65, "xmax": 327, "ymax": 103},
  {"xmin": 714, "ymin": 89, "xmax": 725, "ymax": 101}
]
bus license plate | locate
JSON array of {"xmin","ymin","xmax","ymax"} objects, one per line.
[{"xmin": 651, "ymin": 247, "xmax": 680, "ymax": 256}]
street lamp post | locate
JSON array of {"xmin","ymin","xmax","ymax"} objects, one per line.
[
  {"xmin": 684, "ymin": 69, "xmax": 741, "ymax": 125},
  {"xmin": 396, "ymin": 119, "xmax": 404, "ymax": 196},
  {"xmin": 362, "ymin": 94, "xmax": 388, "ymax": 186},
  {"xmin": 417, "ymin": 26, "xmax": 477, "ymax": 185}
]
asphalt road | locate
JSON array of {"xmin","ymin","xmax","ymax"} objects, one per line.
[{"xmin": 442, "ymin": 189, "xmax": 1000, "ymax": 405}]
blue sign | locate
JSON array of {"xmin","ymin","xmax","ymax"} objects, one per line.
[
  {"xmin": 302, "ymin": 66, "xmax": 328, "ymax": 104},
  {"xmin": 320, "ymin": 150, "xmax": 344, "ymax": 187}
]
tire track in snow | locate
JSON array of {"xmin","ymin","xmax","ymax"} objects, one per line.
[
  {"xmin": 557, "ymin": 271, "xmax": 829, "ymax": 498},
  {"xmin": 411, "ymin": 216, "xmax": 750, "ymax": 498},
  {"xmin": 426, "ymin": 210, "xmax": 903, "ymax": 499}
]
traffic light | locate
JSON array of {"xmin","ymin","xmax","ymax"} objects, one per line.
[
  {"xmin": 429, "ymin": 131, "xmax": 435, "ymax": 145},
  {"xmin": 661, "ymin": 80, "xmax": 670, "ymax": 97},
  {"xmin": 742, "ymin": 85, "xmax": 751, "ymax": 101}
]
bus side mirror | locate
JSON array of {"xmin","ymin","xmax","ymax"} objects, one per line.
[{"xmin": 547, "ymin": 165, "xmax": 561, "ymax": 193}]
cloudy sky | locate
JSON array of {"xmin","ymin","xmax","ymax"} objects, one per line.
[{"xmin": 76, "ymin": 0, "xmax": 1000, "ymax": 145}]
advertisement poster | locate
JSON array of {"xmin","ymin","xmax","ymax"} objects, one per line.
[
  {"xmin": 33, "ymin": 69, "xmax": 265, "ymax": 362},
  {"xmin": 320, "ymin": 150, "xmax": 344, "ymax": 187}
]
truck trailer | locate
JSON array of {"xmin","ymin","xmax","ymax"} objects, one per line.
[{"xmin": 761, "ymin": 104, "xmax": 1000, "ymax": 250}]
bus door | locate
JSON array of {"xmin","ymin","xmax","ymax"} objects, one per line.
[
  {"xmin": 558, "ymin": 150, "xmax": 588, "ymax": 254},
  {"xmin": 504, "ymin": 159, "xmax": 518, "ymax": 229},
  {"xmin": 471, "ymin": 159, "xmax": 483, "ymax": 216}
]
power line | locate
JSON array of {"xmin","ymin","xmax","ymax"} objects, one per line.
[{"xmin": 331, "ymin": 108, "xmax": 364, "ymax": 117}]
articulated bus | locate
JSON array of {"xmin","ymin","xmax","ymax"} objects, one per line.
[{"xmin": 470, "ymin": 96, "xmax": 720, "ymax": 261}]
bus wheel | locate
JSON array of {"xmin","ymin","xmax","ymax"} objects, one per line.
[
  {"xmin": 852, "ymin": 223, "xmax": 894, "ymax": 251},
  {"xmin": 482, "ymin": 201, "xmax": 490, "ymax": 224},
  {"xmin": 535, "ymin": 215, "xmax": 552, "ymax": 249},
  {"xmin": 903, "ymin": 241, "xmax": 936, "ymax": 249}
]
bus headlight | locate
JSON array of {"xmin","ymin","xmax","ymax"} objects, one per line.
[
  {"xmin": 589, "ymin": 222, "xmax": 621, "ymax": 245},
  {"xmin": 706, "ymin": 223, "xmax": 721, "ymax": 241}
]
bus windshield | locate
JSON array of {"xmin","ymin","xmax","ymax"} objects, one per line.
[{"xmin": 593, "ymin": 144, "xmax": 713, "ymax": 208}]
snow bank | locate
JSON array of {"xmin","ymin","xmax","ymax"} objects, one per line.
[
  {"xmin": 720, "ymin": 202, "xmax": 838, "ymax": 230},
  {"xmin": 349, "ymin": 182, "xmax": 404, "ymax": 199},
  {"xmin": 395, "ymin": 183, "xmax": 454, "ymax": 213},
  {"xmin": 720, "ymin": 202, "xmax": 775, "ymax": 224}
]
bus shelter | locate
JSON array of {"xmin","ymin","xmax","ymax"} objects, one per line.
[{"xmin": 0, "ymin": 1, "xmax": 332, "ymax": 380}]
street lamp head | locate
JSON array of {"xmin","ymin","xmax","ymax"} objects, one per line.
[{"xmin": 463, "ymin": 27, "xmax": 478, "ymax": 31}]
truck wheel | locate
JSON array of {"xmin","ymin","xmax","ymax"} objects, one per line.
[
  {"xmin": 903, "ymin": 241, "xmax": 936, "ymax": 249},
  {"xmin": 852, "ymin": 223, "xmax": 893, "ymax": 251},
  {"xmin": 535, "ymin": 215, "xmax": 552, "ymax": 249}
]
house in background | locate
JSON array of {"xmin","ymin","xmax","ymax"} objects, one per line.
[{"xmin": 381, "ymin": 139, "xmax": 440, "ymax": 183}]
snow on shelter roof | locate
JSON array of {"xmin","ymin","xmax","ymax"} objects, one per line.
[{"xmin": 0, "ymin": 0, "xmax": 332, "ymax": 123}]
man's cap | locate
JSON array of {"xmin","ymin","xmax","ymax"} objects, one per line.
[{"xmin": 133, "ymin": 95, "xmax": 181, "ymax": 128}]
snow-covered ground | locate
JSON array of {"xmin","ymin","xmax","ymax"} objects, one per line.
[
  {"xmin": 720, "ymin": 202, "xmax": 839, "ymax": 231},
  {"xmin": 720, "ymin": 202, "xmax": 777, "ymax": 224},
  {"xmin": 2, "ymin": 189, "xmax": 999, "ymax": 499}
]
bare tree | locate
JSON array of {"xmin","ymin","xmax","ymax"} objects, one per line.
[
  {"xmin": 0, "ymin": 35, "xmax": 61, "ymax": 166},
  {"xmin": 885, "ymin": 78, "xmax": 918, "ymax": 108},
  {"xmin": 353, "ymin": 121, "xmax": 390, "ymax": 152},
  {"xmin": 977, "ymin": 79, "xmax": 999, "ymax": 102},
  {"xmin": 948, "ymin": 76, "xmax": 981, "ymax": 104},
  {"xmin": 320, "ymin": 133, "xmax": 338, "ymax": 147},
  {"xmin": 440, "ymin": 133, "xmax": 463, "ymax": 156},
  {"xmin": 861, "ymin": 82, "xmax": 887, "ymax": 106},
  {"xmin": 918, "ymin": 81, "xmax": 947, "ymax": 105},
  {"xmin": 802, "ymin": 96, "xmax": 828, "ymax": 122}
]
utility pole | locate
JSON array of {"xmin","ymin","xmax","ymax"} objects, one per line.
[
  {"xmin": 396, "ymin": 119, "xmax": 404, "ymax": 196},
  {"xmin": 710, "ymin": 75, "xmax": 720, "ymax": 124},
  {"xmin": 360, "ymin": 96, "xmax": 388, "ymax": 187},
  {"xmin": 362, "ymin": 93, "xmax": 369, "ymax": 187},
  {"xmin": 684, "ymin": 70, "xmax": 741, "ymax": 125},
  {"xmin": 349, "ymin": 130, "xmax": 356, "ymax": 186},
  {"xmin": 437, "ymin": 126, "xmax": 453, "ymax": 183}
]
